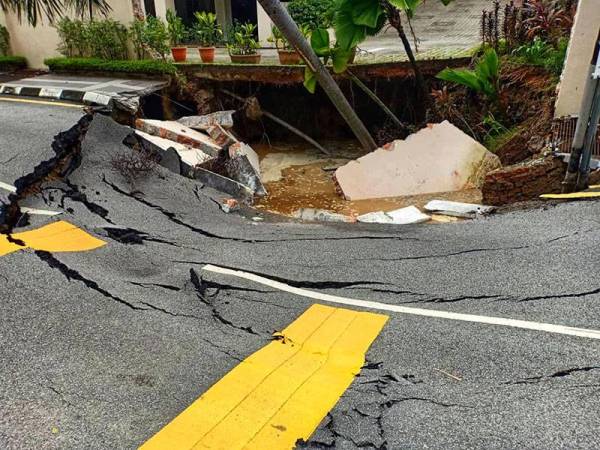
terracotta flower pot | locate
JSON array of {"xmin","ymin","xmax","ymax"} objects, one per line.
[
  {"xmin": 198, "ymin": 47, "xmax": 216, "ymax": 63},
  {"xmin": 171, "ymin": 47, "xmax": 187, "ymax": 63},
  {"xmin": 229, "ymin": 53, "xmax": 261, "ymax": 64},
  {"xmin": 277, "ymin": 50, "xmax": 301, "ymax": 65}
]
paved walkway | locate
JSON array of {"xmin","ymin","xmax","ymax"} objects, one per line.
[{"xmin": 0, "ymin": 74, "xmax": 166, "ymax": 104}]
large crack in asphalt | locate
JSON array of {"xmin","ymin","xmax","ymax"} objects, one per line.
[{"xmin": 502, "ymin": 366, "xmax": 600, "ymax": 385}]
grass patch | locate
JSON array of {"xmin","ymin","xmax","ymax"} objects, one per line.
[
  {"xmin": 0, "ymin": 55, "xmax": 27, "ymax": 71},
  {"xmin": 44, "ymin": 57, "xmax": 177, "ymax": 76},
  {"xmin": 484, "ymin": 125, "xmax": 522, "ymax": 153}
]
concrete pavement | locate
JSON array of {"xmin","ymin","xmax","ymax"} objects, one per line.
[{"xmin": 1, "ymin": 100, "xmax": 600, "ymax": 449}]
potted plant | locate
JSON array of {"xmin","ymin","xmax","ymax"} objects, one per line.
[
  {"xmin": 227, "ymin": 23, "xmax": 261, "ymax": 64},
  {"xmin": 166, "ymin": 10, "xmax": 187, "ymax": 62},
  {"xmin": 193, "ymin": 11, "xmax": 222, "ymax": 63},
  {"xmin": 268, "ymin": 25, "xmax": 311, "ymax": 65}
]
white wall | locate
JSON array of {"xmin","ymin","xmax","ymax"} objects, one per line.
[
  {"xmin": 555, "ymin": 0, "xmax": 600, "ymax": 118},
  {"xmin": 1, "ymin": 1, "xmax": 136, "ymax": 69}
]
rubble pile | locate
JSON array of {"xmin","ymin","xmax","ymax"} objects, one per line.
[{"xmin": 130, "ymin": 114, "xmax": 266, "ymax": 204}]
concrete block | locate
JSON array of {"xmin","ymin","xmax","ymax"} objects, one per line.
[
  {"xmin": 178, "ymin": 111, "xmax": 235, "ymax": 131},
  {"xmin": 135, "ymin": 119, "xmax": 221, "ymax": 157},
  {"xmin": 39, "ymin": 88, "xmax": 62, "ymax": 99},
  {"xmin": 83, "ymin": 91, "xmax": 112, "ymax": 106},
  {"xmin": 357, "ymin": 206, "xmax": 430, "ymax": 225},
  {"xmin": 193, "ymin": 168, "xmax": 254, "ymax": 204},
  {"xmin": 207, "ymin": 124, "xmax": 238, "ymax": 148},
  {"xmin": 135, "ymin": 130, "xmax": 215, "ymax": 175},
  {"xmin": 424, "ymin": 200, "xmax": 495, "ymax": 218},
  {"xmin": 293, "ymin": 208, "xmax": 354, "ymax": 223},
  {"xmin": 226, "ymin": 142, "xmax": 266, "ymax": 196},
  {"xmin": 335, "ymin": 121, "xmax": 501, "ymax": 200}
]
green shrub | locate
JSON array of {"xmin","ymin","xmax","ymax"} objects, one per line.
[
  {"xmin": 0, "ymin": 24, "xmax": 10, "ymax": 56},
  {"xmin": 287, "ymin": 0, "xmax": 336, "ymax": 29},
  {"xmin": 130, "ymin": 16, "xmax": 170, "ymax": 60},
  {"xmin": 0, "ymin": 56, "xmax": 27, "ymax": 71},
  {"xmin": 86, "ymin": 19, "xmax": 128, "ymax": 60},
  {"xmin": 166, "ymin": 9, "xmax": 186, "ymax": 46},
  {"xmin": 512, "ymin": 37, "xmax": 568, "ymax": 76},
  {"xmin": 44, "ymin": 57, "xmax": 176, "ymax": 76},
  {"xmin": 227, "ymin": 23, "xmax": 259, "ymax": 55},
  {"xmin": 55, "ymin": 18, "xmax": 128, "ymax": 59}
]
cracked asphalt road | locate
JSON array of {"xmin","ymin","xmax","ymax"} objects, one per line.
[{"xmin": 1, "ymin": 101, "xmax": 600, "ymax": 449}]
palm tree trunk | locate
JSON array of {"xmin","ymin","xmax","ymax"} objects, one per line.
[{"xmin": 257, "ymin": 0, "xmax": 377, "ymax": 152}]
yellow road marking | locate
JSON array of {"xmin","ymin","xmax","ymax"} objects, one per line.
[
  {"xmin": 0, "ymin": 96, "xmax": 83, "ymax": 109},
  {"xmin": 0, "ymin": 220, "xmax": 106, "ymax": 256},
  {"xmin": 541, "ymin": 191, "xmax": 600, "ymax": 199},
  {"xmin": 141, "ymin": 304, "xmax": 388, "ymax": 450}
]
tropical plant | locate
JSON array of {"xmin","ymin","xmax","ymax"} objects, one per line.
[
  {"xmin": 0, "ymin": 0, "xmax": 110, "ymax": 26},
  {"xmin": 304, "ymin": 28, "xmax": 354, "ymax": 92},
  {"xmin": 512, "ymin": 36, "xmax": 568, "ymax": 76},
  {"xmin": 268, "ymin": 23, "xmax": 311, "ymax": 51},
  {"xmin": 129, "ymin": 16, "xmax": 170, "ymax": 60},
  {"xmin": 227, "ymin": 22, "xmax": 259, "ymax": 56},
  {"xmin": 193, "ymin": 11, "xmax": 222, "ymax": 47},
  {"xmin": 287, "ymin": 0, "xmax": 336, "ymax": 30},
  {"xmin": 55, "ymin": 17, "xmax": 87, "ymax": 56},
  {"xmin": 333, "ymin": 0, "xmax": 454, "ymax": 102},
  {"xmin": 522, "ymin": 0, "xmax": 574, "ymax": 44},
  {"xmin": 166, "ymin": 9, "xmax": 186, "ymax": 46},
  {"xmin": 0, "ymin": 24, "xmax": 10, "ymax": 56},
  {"xmin": 437, "ymin": 48, "xmax": 501, "ymax": 103}
]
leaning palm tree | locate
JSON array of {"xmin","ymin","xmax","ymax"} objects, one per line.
[{"xmin": 0, "ymin": 0, "xmax": 110, "ymax": 26}]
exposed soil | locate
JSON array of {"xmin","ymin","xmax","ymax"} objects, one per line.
[{"xmin": 255, "ymin": 141, "xmax": 481, "ymax": 221}]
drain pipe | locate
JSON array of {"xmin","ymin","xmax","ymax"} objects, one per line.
[{"xmin": 563, "ymin": 40, "xmax": 600, "ymax": 192}]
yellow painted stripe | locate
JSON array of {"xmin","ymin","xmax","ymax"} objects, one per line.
[
  {"xmin": 541, "ymin": 191, "xmax": 600, "ymax": 199},
  {"xmin": 0, "ymin": 96, "xmax": 83, "ymax": 109},
  {"xmin": 141, "ymin": 304, "xmax": 388, "ymax": 450},
  {"xmin": 0, "ymin": 220, "xmax": 106, "ymax": 256}
]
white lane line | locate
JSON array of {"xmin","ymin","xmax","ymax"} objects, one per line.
[
  {"xmin": 20, "ymin": 207, "xmax": 62, "ymax": 216},
  {"xmin": 202, "ymin": 264, "xmax": 600, "ymax": 341},
  {"xmin": 0, "ymin": 182, "xmax": 17, "ymax": 193}
]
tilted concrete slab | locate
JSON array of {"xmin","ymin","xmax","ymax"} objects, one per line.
[
  {"xmin": 135, "ymin": 119, "xmax": 221, "ymax": 156},
  {"xmin": 178, "ymin": 111, "xmax": 235, "ymax": 131},
  {"xmin": 357, "ymin": 206, "xmax": 431, "ymax": 225},
  {"xmin": 335, "ymin": 121, "xmax": 501, "ymax": 200},
  {"xmin": 424, "ymin": 200, "xmax": 495, "ymax": 218}
]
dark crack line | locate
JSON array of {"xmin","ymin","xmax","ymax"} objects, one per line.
[
  {"xmin": 384, "ymin": 396, "xmax": 472, "ymax": 409},
  {"xmin": 503, "ymin": 366, "xmax": 600, "ymax": 385},
  {"xmin": 355, "ymin": 245, "xmax": 529, "ymax": 262},
  {"xmin": 129, "ymin": 281, "xmax": 181, "ymax": 292},
  {"xmin": 181, "ymin": 261, "xmax": 394, "ymax": 290},
  {"xmin": 35, "ymin": 251, "xmax": 148, "ymax": 311},
  {"xmin": 512, "ymin": 287, "xmax": 600, "ymax": 303}
]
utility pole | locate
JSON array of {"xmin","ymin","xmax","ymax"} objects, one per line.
[{"xmin": 562, "ymin": 40, "xmax": 600, "ymax": 192}]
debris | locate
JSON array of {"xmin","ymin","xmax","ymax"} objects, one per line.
[
  {"xmin": 424, "ymin": 200, "xmax": 495, "ymax": 219},
  {"xmin": 226, "ymin": 142, "xmax": 267, "ymax": 196},
  {"xmin": 160, "ymin": 148, "xmax": 182, "ymax": 175},
  {"xmin": 112, "ymin": 95, "xmax": 140, "ymax": 114},
  {"xmin": 433, "ymin": 368, "xmax": 463, "ymax": 381},
  {"xmin": 207, "ymin": 124, "xmax": 238, "ymax": 148},
  {"xmin": 357, "ymin": 206, "xmax": 431, "ymax": 225},
  {"xmin": 177, "ymin": 110, "xmax": 235, "ymax": 131},
  {"xmin": 335, "ymin": 121, "xmax": 501, "ymax": 200},
  {"xmin": 193, "ymin": 167, "xmax": 254, "ymax": 204},
  {"xmin": 252, "ymin": 216, "xmax": 264, "ymax": 222},
  {"xmin": 135, "ymin": 130, "xmax": 215, "ymax": 175},
  {"xmin": 293, "ymin": 208, "xmax": 354, "ymax": 223},
  {"xmin": 220, "ymin": 198, "xmax": 239, "ymax": 213},
  {"xmin": 135, "ymin": 119, "xmax": 221, "ymax": 156}
]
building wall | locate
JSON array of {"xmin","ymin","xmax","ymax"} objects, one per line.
[
  {"xmin": 555, "ymin": 0, "xmax": 600, "ymax": 118},
  {"xmin": 0, "ymin": 1, "xmax": 137, "ymax": 69}
]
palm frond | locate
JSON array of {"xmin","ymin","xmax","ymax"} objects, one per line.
[{"xmin": 0, "ymin": 0, "xmax": 63, "ymax": 26}]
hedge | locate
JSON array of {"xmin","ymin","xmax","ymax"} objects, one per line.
[
  {"xmin": 44, "ymin": 57, "xmax": 177, "ymax": 76},
  {"xmin": 0, "ymin": 56, "xmax": 27, "ymax": 71}
]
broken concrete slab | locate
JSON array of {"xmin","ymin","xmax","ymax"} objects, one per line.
[
  {"xmin": 135, "ymin": 119, "xmax": 221, "ymax": 157},
  {"xmin": 193, "ymin": 167, "xmax": 254, "ymax": 204},
  {"xmin": 293, "ymin": 208, "xmax": 354, "ymax": 223},
  {"xmin": 177, "ymin": 111, "xmax": 235, "ymax": 131},
  {"xmin": 357, "ymin": 206, "xmax": 431, "ymax": 225},
  {"xmin": 161, "ymin": 148, "xmax": 182, "ymax": 175},
  {"xmin": 335, "ymin": 121, "xmax": 501, "ymax": 200},
  {"xmin": 207, "ymin": 124, "xmax": 238, "ymax": 148},
  {"xmin": 135, "ymin": 130, "xmax": 215, "ymax": 176},
  {"xmin": 424, "ymin": 200, "xmax": 495, "ymax": 218},
  {"xmin": 226, "ymin": 142, "xmax": 267, "ymax": 197}
]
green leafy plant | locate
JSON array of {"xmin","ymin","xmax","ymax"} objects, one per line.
[
  {"xmin": 0, "ymin": 0, "xmax": 111, "ymax": 27},
  {"xmin": 512, "ymin": 36, "xmax": 568, "ymax": 76},
  {"xmin": 166, "ymin": 9, "xmax": 186, "ymax": 46},
  {"xmin": 129, "ymin": 16, "xmax": 170, "ymax": 60},
  {"xmin": 268, "ymin": 24, "xmax": 311, "ymax": 50},
  {"xmin": 193, "ymin": 11, "xmax": 222, "ymax": 47},
  {"xmin": 0, "ymin": 24, "xmax": 10, "ymax": 56},
  {"xmin": 44, "ymin": 57, "xmax": 177, "ymax": 75},
  {"xmin": 304, "ymin": 28, "xmax": 354, "ymax": 93},
  {"xmin": 55, "ymin": 17, "xmax": 87, "ymax": 57},
  {"xmin": 227, "ymin": 22, "xmax": 259, "ymax": 56},
  {"xmin": 287, "ymin": 0, "xmax": 336, "ymax": 30},
  {"xmin": 437, "ymin": 48, "xmax": 501, "ymax": 103},
  {"xmin": 85, "ymin": 19, "xmax": 128, "ymax": 60}
]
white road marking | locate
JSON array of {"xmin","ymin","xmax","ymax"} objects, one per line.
[
  {"xmin": 20, "ymin": 207, "xmax": 62, "ymax": 216},
  {"xmin": 0, "ymin": 182, "xmax": 17, "ymax": 193},
  {"xmin": 202, "ymin": 264, "xmax": 600, "ymax": 341}
]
